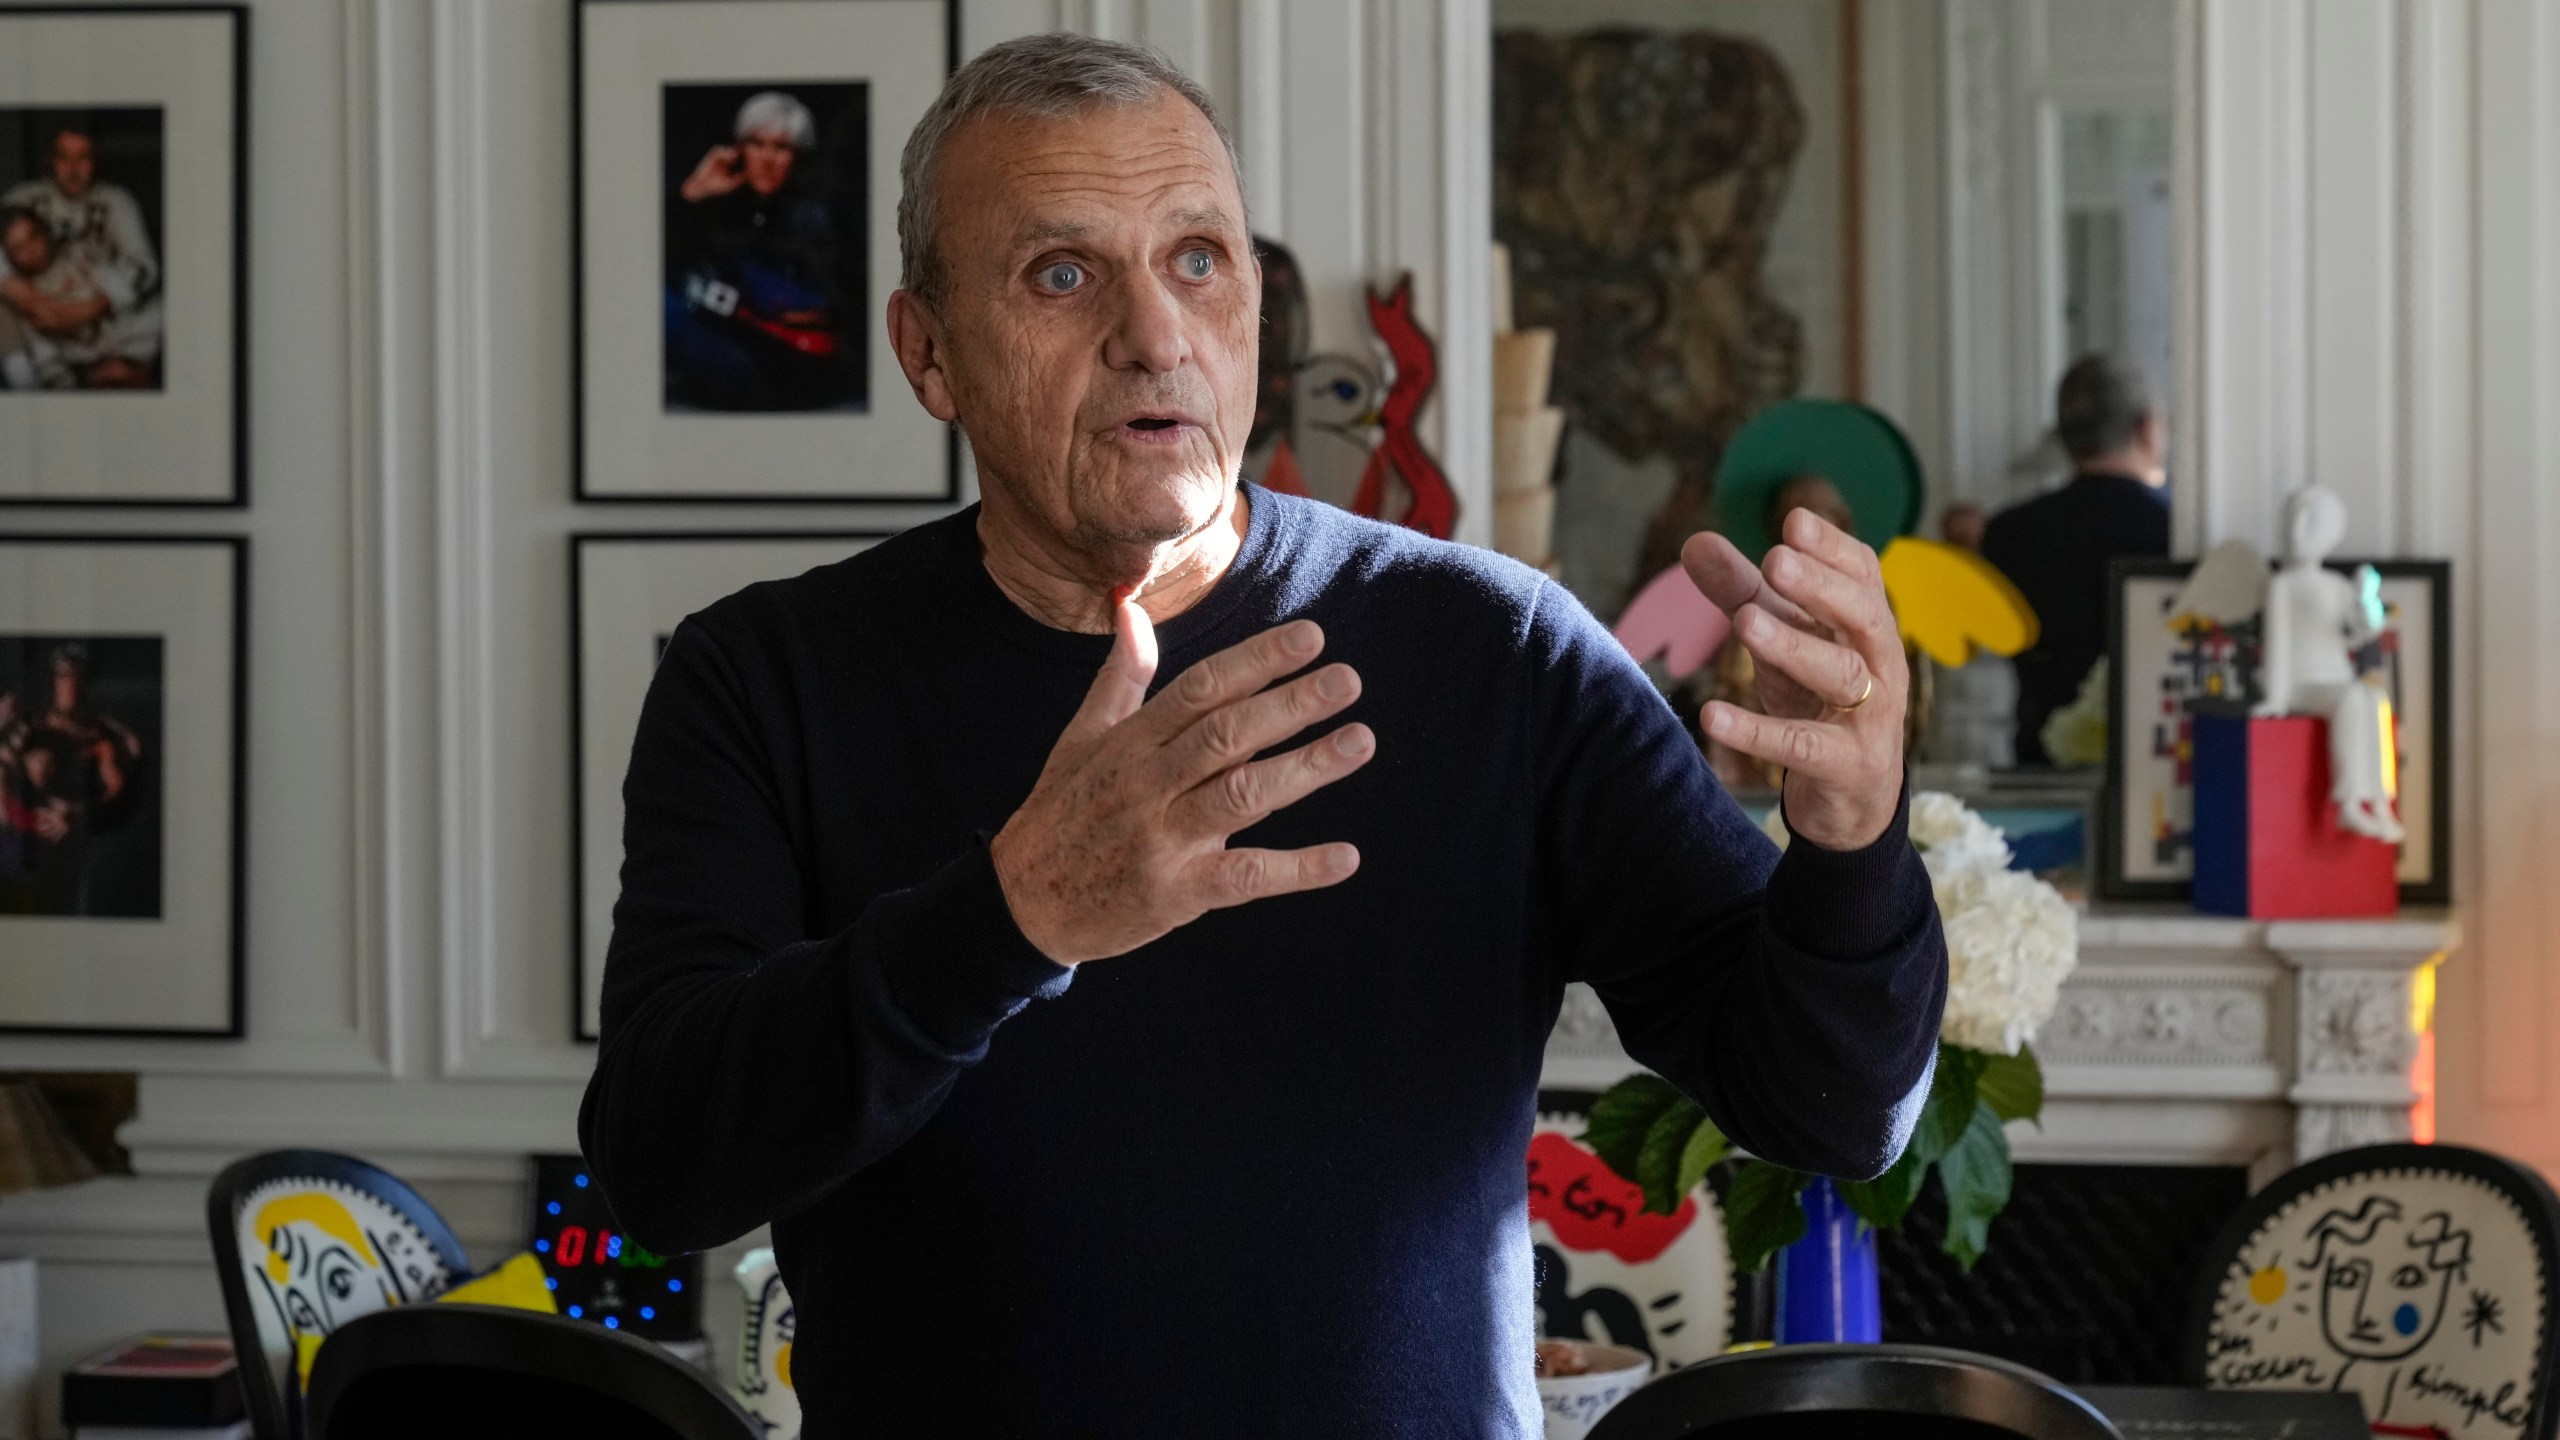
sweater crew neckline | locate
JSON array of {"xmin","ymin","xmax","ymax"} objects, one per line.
[{"xmin": 947, "ymin": 483, "xmax": 1285, "ymax": 668}]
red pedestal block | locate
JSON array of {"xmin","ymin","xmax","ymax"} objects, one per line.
[{"xmin": 2190, "ymin": 713, "xmax": 2397, "ymax": 918}]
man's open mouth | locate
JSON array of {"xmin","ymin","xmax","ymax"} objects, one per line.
[{"xmin": 1127, "ymin": 417, "xmax": 1180, "ymax": 432}]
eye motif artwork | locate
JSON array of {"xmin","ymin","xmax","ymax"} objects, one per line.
[
  {"xmin": 1526, "ymin": 1107, "xmax": 1731, "ymax": 1371},
  {"xmin": 2205, "ymin": 1172, "xmax": 2549, "ymax": 1436},
  {"xmin": 235, "ymin": 1179, "xmax": 457, "ymax": 1365}
]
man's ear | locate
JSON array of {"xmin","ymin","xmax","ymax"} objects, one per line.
[{"xmin": 887, "ymin": 288, "xmax": 960, "ymax": 423}]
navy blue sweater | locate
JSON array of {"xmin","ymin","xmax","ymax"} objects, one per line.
[{"xmin": 579, "ymin": 488, "xmax": 1945, "ymax": 1438}]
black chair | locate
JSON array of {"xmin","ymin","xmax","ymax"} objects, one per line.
[
  {"xmin": 207, "ymin": 1149, "xmax": 474, "ymax": 1440},
  {"xmin": 1585, "ymin": 1343, "xmax": 2123, "ymax": 1440},
  {"xmin": 306, "ymin": 1303, "xmax": 759, "ymax": 1440}
]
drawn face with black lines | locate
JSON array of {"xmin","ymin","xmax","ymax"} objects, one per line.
[{"xmin": 2304, "ymin": 1198, "xmax": 2469, "ymax": 1363}]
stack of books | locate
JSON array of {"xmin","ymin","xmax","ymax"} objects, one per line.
[{"xmin": 60, "ymin": 1336, "xmax": 246, "ymax": 1440}]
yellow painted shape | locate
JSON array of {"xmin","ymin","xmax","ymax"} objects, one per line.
[
  {"xmin": 294, "ymin": 1331, "xmax": 326, "ymax": 1389},
  {"xmin": 254, "ymin": 1192, "xmax": 378, "ymax": 1283},
  {"xmin": 2248, "ymin": 1266, "xmax": 2288, "ymax": 1305},
  {"xmin": 776, "ymin": 1341, "xmax": 794, "ymax": 1390},
  {"xmin": 437, "ymin": 1252, "xmax": 559, "ymax": 1314},
  {"xmin": 1879, "ymin": 537, "xmax": 2040, "ymax": 667}
]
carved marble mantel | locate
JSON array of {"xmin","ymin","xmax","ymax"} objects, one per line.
[{"xmin": 1543, "ymin": 907, "xmax": 2457, "ymax": 1186}]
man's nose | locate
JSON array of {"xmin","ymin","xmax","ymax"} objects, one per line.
[{"xmin": 1101, "ymin": 270, "xmax": 1192, "ymax": 374}]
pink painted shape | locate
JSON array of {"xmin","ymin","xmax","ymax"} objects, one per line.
[{"xmin": 1611, "ymin": 564, "xmax": 1732, "ymax": 681}]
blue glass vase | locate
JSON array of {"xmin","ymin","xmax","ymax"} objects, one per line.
[{"xmin": 1773, "ymin": 1176, "xmax": 1882, "ymax": 1344}]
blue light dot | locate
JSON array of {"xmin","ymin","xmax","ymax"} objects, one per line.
[
  {"xmin": 546, "ymin": 1201, "xmax": 561, "ymax": 1215},
  {"xmin": 640, "ymin": 1307, "xmax": 656, "ymax": 1321},
  {"xmin": 534, "ymin": 1239, "xmax": 550, "ymax": 1253},
  {"xmin": 2394, "ymin": 1303, "xmax": 2422, "ymax": 1336},
  {"xmin": 574, "ymin": 1173, "xmax": 590, "ymax": 1188},
  {"xmin": 666, "ymin": 1279, "xmax": 683, "ymax": 1293},
  {"xmin": 603, "ymin": 1316, "xmax": 619, "ymax": 1329},
  {"xmin": 545, "ymin": 1278, "xmax": 558, "ymax": 1291},
  {"xmin": 567, "ymin": 1305, "xmax": 583, "ymax": 1319}
]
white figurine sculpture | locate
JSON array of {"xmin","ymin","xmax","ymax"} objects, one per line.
[{"xmin": 2253, "ymin": 486, "xmax": 2404, "ymax": 843}]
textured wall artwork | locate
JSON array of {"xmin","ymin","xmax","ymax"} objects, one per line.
[{"xmin": 1494, "ymin": 26, "xmax": 1812, "ymax": 598}]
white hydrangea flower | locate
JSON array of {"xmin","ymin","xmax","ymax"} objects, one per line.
[
  {"xmin": 1934, "ymin": 864, "xmax": 2078, "ymax": 1055},
  {"xmin": 1760, "ymin": 791, "xmax": 2078, "ymax": 1056}
]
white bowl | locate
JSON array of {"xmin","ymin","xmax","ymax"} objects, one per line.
[{"xmin": 1536, "ymin": 1340, "xmax": 1653, "ymax": 1440}]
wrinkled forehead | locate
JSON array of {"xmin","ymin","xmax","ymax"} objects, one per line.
[
  {"xmin": 51, "ymin": 131, "xmax": 91, "ymax": 157},
  {"xmin": 952, "ymin": 95, "xmax": 1244, "ymax": 253}
]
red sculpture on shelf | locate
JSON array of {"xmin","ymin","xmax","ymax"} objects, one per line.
[{"xmin": 1346, "ymin": 274, "xmax": 1457, "ymax": 539}]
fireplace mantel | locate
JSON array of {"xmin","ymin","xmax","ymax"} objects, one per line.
[{"xmin": 1542, "ymin": 907, "xmax": 2456, "ymax": 1187}]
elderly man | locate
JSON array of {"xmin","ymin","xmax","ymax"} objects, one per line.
[{"xmin": 583, "ymin": 34, "xmax": 1944, "ymax": 1438}]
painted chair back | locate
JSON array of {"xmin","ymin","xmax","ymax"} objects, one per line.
[
  {"xmin": 2186, "ymin": 1142, "xmax": 2560, "ymax": 1439},
  {"xmin": 206, "ymin": 1149, "xmax": 472, "ymax": 1440}
]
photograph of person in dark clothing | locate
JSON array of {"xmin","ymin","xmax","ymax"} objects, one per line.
[
  {"xmin": 662, "ymin": 83, "xmax": 868, "ymax": 413},
  {"xmin": 0, "ymin": 637, "xmax": 162, "ymax": 918}
]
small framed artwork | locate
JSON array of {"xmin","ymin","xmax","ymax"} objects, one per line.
[
  {"xmin": 0, "ymin": 535, "xmax": 245, "ymax": 1036},
  {"xmin": 572, "ymin": 532, "xmax": 882, "ymax": 1039},
  {"xmin": 0, "ymin": 6, "xmax": 247, "ymax": 506},
  {"xmin": 574, "ymin": 0, "xmax": 958, "ymax": 503},
  {"xmin": 2104, "ymin": 557, "xmax": 2451, "ymax": 904}
]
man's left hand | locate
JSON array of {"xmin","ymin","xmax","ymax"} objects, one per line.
[{"xmin": 1681, "ymin": 507, "xmax": 1908, "ymax": 852}]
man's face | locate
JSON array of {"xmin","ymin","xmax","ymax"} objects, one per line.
[
  {"xmin": 740, "ymin": 129, "xmax": 796, "ymax": 197},
  {"xmin": 50, "ymin": 658, "xmax": 82, "ymax": 713},
  {"xmin": 911, "ymin": 91, "xmax": 1258, "ymax": 548},
  {"xmin": 49, "ymin": 132, "xmax": 95, "ymax": 198},
  {"xmin": 2, "ymin": 216, "xmax": 51, "ymax": 277}
]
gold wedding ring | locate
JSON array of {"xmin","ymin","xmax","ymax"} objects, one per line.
[{"xmin": 1832, "ymin": 674, "xmax": 1875, "ymax": 714}]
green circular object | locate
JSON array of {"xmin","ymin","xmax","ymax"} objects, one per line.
[{"xmin": 1713, "ymin": 399, "xmax": 1925, "ymax": 561}]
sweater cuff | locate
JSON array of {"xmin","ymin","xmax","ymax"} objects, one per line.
[
  {"xmin": 1766, "ymin": 779, "xmax": 1931, "ymax": 961},
  {"xmin": 870, "ymin": 838, "xmax": 1073, "ymax": 1056}
]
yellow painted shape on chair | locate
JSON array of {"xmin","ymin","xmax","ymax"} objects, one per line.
[
  {"xmin": 1879, "ymin": 536, "xmax": 2040, "ymax": 667},
  {"xmin": 436, "ymin": 1251, "xmax": 560, "ymax": 1314}
]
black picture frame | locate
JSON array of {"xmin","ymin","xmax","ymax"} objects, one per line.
[
  {"xmin": 569, "ymin": 531, "xmax": 888, "ymax": 1041},
  {"xmin": 0, "ymin": 533, "xmax": 246, "ymax": 1038},
  {"xmin": 570, "ymin": 0, "xmax": 961, "ymax": 505},
  {"xmin": 2182, "ymin": 1142, "xmax": 2560, "ymax": 1440},
  {"xmin": 2102, "ymin": 556, "xmax": 2452, "ymax": 906},
  {"xmin": 0, "ymin": 5, "xmax": 249, "ymax": 508}
]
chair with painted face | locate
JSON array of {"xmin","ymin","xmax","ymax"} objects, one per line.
[
  {"xmin": 207, "ymin": 1149, "xmax": 473, "ymax": 1440},
  {"xmin": 2184, "ymin": 1142, "xmax": 2560, "ymax": 1440}
]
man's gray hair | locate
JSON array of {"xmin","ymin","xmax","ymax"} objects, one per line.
[
  {"xmin": 735, "ymin": 91, "xmax": 818, "ymax": 150},
  {"xmin": 897, "ymin": 33, "xmax": 1240, "ymax": 309}
]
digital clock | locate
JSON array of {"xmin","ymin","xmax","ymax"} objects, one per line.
[{"xmin": 528, "ymin": 1153, "xmax": 703, "ymax": 1342}]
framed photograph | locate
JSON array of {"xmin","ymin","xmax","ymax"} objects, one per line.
[
  {"xmin": 0, "ymin": 6, "xmax": 246, "ymax": 505},
  {"xmin": 0, "ymin": 535, "xmax": 244, "ymax": 1036},
  {"xmin": 2103, "ymin": 557, "xmax": 2450, "ymax": 905},
  {"xmin": 574, "ymin": 0, "xmax": 958, "ymax": 503},
  {"xmin": 572, "ymin": 532, "xmax": 883, "ymax": 1040}
]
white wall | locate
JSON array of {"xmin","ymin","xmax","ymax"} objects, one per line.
[
  {"xmin": 2178, "ymin": 0, "xmax": 2560, "ymax": 1182},
  {"xmin": 0, "ymin": 1, "xmax": 1489, "ymax": 1431}
]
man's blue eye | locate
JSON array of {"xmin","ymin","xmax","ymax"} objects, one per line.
[
  {"xmin": 1042, "ymin": 263, "xmax": 1084, "ymax": 292},
  {"xmin": 1180, "ymin": 249, "xmax": 1215, "ymax": 279}
]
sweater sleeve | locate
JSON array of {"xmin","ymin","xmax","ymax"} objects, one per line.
[
  {"xmin": 1527, "ymin": 581, "xmax": 1947, "ymax": 1180},
  {"xmin": 578, "ymin": 616, "xmax": 1071, "ymax": 1253}
]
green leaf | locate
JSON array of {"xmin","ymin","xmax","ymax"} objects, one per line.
[
  {"xmin": 1975, "ymin": 1047, "xmax": 2045, "ymax": 1124},
  {"xmin": 1835, "ymin": 1144, "xmax": 1928, "ymax": 1232},
  {"xmin": 1674, "ymin": 1113, "xmax": 1732, "ymax": 1204},
  {"xmin": 1910, "ymin": 1046, "xmax": 1983, "ymax": 1166},
  {"xmin": 1724, "ymin": 1160, "xmax": 1814, "ymax": 1274},
  {"xmin": 1935, "ymin": 1100, "xmax": 2016, "ymax": 1273},
  {"xmin": 1635, "ymin": 1099, "xmax": 1706, "ymax": 1215},
  {"xmin": 1582, "ymin": 1074, "xmax": 1684, "ymax": 1187}
]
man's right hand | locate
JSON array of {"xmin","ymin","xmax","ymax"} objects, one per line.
[{"xmin": 990, "ymin": 602, "xmax": 1374, "ymax": 965}]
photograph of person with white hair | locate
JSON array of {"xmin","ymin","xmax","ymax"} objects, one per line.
[{"xmin": 661, "ymin": 82, "xmax": 868, "ymax": 413}]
